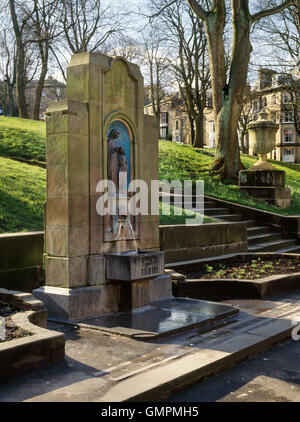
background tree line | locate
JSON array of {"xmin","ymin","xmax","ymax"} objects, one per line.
[{"xmin": 0, "ymin": 0, "xmax": 299, "ymax": 181}]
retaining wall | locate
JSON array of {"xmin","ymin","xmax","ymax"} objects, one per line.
[{"xmin": 0, "ymin": 223, "xmax": 248, "ymax": 290}]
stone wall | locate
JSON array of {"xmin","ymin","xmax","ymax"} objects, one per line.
[
  {"xmin": 0, "ymin": 232, "xmax": 44, "ymax": 292},
  {"xmin": 160, "ymin": 222, "xmax": 248, "ymax": 264},
  {"xmin": 0, "ymin": 222, "xmax": 248, "ymax": 290}
]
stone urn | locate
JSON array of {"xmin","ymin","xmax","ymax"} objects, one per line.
[{"xmin": 247, "ymin": 110, "xmax": 279, "ymax": 171}]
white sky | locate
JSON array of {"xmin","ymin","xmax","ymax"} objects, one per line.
[{"xmin": 50, "ymin": 1, "xmax": 293, "ymax": 85}]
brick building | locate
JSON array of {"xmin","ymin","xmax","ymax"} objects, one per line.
[{"xmin": 145, "ymin": 69, "xmax": 300, "ymax": 163}]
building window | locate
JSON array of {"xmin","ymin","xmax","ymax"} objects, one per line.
[
  {"xmin": 283, "ymin": 93, "xmax": 292, "ymax": 104},
  {"xmin": 257, "ymin": 99, "xmax": 261, "ymax": 111},
  {"xmin": 160, "ymin": 127, "xmax": 168, "ymax": 139},
  {"xmin": 262, "ymin": 97, "xmax": 267, "ymax": 108},
  {"xmin": 161, "ymin": 112, "xmax": 168, "ymax": 125},
  {"xmin": 176, "ymin": 136, "xmax": 179, "ymax": 143},
  {"xmin": 283, "ymin": 148, "xmax": 295, "ymax": 162},
  {"xmin": 271, "ymin": 95, "xmax": 277, "ymax": 106},
  {"xmin": 283, "ymin": 129, "xmax": 295, "ymax": 143},
  {"xmin": 56, "ymin": 87, "xmax": 62, "ymax": 98},
  {"xmin": 209, "ymin": 121, "xmax": 215, "ymax": 148},
  {"xmin": 175, "ymin": 120, "xmax": 179, "ymax": 130},
  {"xmin": 282, "ymin": 111, "xmax": 294, "ymax": 123},
  {"xmin": 271, "ymin": 111, "xmax": 277, "ymax": 122},
  {"xmin": 252, "ymin": 99, "xmax": 261, "ymax": 112}
]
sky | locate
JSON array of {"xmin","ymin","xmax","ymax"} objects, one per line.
[{"xmin": 49, "ymin": 0, "xmax": 295, "ymax": 85}]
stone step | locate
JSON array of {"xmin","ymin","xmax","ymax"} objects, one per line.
[
  {"xmin": 248, "ymin": 239, "xmax": 297, "ymax": 252},
  {"xmin": 204, "ymin": 208, "xmax": 230, "ymax": 216},
  {"xmin": 243, "ymin": 220, "xmax": 258, "ymax": 228},
  {"xmin": 274, "ymin": 244, "xmax": 300, "ymax": 254},
  {"xmin": 180, "ymin": 200, "xmax": 216, "ymax": 208},
  {"xmin": 247, "ymin": 226, "xmax": 272, "ymax": 236},
  {"xmin": 211, "ymin": 214, "xmax": 244, "ymax": 222},
  {"xmin": 248, "ymin": 232, "xmax": 283, "ymax": 245},
  {"xmin": 204, "ymin": 201, "xmax": 218, "ymax": 208},
  {"xmin": 170, "ymin": 195, "xmax": 204, "ymax": 199}
]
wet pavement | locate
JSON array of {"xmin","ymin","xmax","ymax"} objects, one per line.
[
  {"xmin": 0, "ymin": 291, "xmax": 299, "ymax": 402},
  {"xmin": 168, "ymin": 338, "xmax": 300, "ymax": 402}
]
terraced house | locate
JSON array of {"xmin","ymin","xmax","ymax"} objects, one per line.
[
  {"xmin": 248, "ymin": 69, "xmax": 300, "ymax": 163},
  {"xmin": 145, "ymin": 68, "xmax": 300, "ymax": 163}
]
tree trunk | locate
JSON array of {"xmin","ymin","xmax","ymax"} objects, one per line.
[
  {"xmin": 205, "ymin": 10, "xmax": 226, "ymax": 120},
  {"xmin": 156, "ymin": 114, "xmax": 161, "ymax": 139},
  {"xmin": 2, "ymin": 84, "xmax": 7, "ymax": 116},
  {"xmin": 33, "ymin": 62, "xmax": 47, "ymax": 120},
  {"xmin": 193, "ymin": 112, "xmax": 204, "ymax": 148},
  {"xmin": 9, "ymin": 0, "xmax": 28, "ymax": 119},
  {"xmin": 16, "ymin": 47, "xmax": 28, "ymax": 118},
  {"xmin": 8, "ymin": 84, "xmax": 14, "ymax": 117},
  {"xmin": 210, "ymin": 5, "xmax": 252, "ymax": 180},
  {"xmin": 240, "ymin": 131, "xmax": 247, "ymax": 154},
  {"xmin": 189, "ymin": 116, "xmax": 195, "ymax": 145}
]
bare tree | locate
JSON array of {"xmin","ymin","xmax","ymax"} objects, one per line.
[
  {"xmin": 8, "ymin": 0, "xmax": 38, "ymax": 118},
  {"xmin": 106, "ymin": 35, "xmax": 143, "ymax": 63},
  {"xmin": 141, "ymin": 25, "xmax": 171, "ymax": 137},
  {"xmin": 0, "ymin": 28, "xmax": 16, "ymax": 116},
  {"xmin": 151, "ymin": 0, "xmax": 211, "ymax": 147},
  {"xmin": 255, "ymin": 0, "xmax": 300, "ymax": 136},
  {"xmin": 24, "ymin": 0, "xmax": 59, "ymax": 120},
  {"xmin": 58, "ymin": 0, "xmax": 123, "ymax": 54},
  {"xmin": 184, "ymin": 0, "xmax": 296, "ymax": 180},
  {"xmin": 256, "ymin": 0, "xmax": 299, "ymax": 67},
  {"xmin": 238, "ymin": 87, "xmax": 254, "ymax": 154}
]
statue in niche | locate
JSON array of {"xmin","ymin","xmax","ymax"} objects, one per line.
[
  {"xmin": 117, "ymin": 146, "xmax": 128, "ymax": 174},
  {"xmin": 107, "ymin": 129, "xmax": 120, "ymax": 188}
]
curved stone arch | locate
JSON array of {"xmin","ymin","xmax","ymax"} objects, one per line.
[
  {"xmin": 104, "ymin": 56, "xmax": 142, "ymax": 82},
  {"xmin": 103, "ymin": 110, "xmax": 139, "ymax": 183}
]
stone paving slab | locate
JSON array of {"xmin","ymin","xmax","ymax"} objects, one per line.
[
  {"xmin": 61, "ymin": 298, "xmax": 238, "ymax": 340},
  {"xmin": 168, "ymin": 339, "xmax": 300, "ymax": 402},
  {"xmin": 0, "ymin": 293, "xmax": 299, "ymax": 402}
]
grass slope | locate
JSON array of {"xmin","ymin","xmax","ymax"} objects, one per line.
[
  {"xmin": 159, "ymin": 141, "xmax": 300, "ymax": 216},
  {"xmin": 0, "ymin": 157, "xmax": 46, "ymax": 233},
  {"xmin": 0, "ymin": 116, "xmax": 46, "ymax": 163},
  {"xmin": 0, "ymin": 117, "xmax": 299, "ymax": 233},
  {"xmin": 159, "ymin": 202, "xmax": 215, "ymax": 225},
  {"xmin": 0, "ymin": 158, "xmax": 210, "ymax": 233}
]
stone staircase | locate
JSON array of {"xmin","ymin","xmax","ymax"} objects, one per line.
[
  {"xmin": 160, "ymin": 192, "xmax": 300, "ymax": 254},
  {"xmin": 203, "ymin": 198, "xmax": 300, "ymax": 254}
]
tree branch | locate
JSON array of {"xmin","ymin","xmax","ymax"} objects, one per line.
[
  {"xmin": 252, "ymin": 0, "xmax": 296, "ymax": 22},
  {"xmin": 149, "ymin": 0, "xmax": 177, "ymax": 22},
  {"xmin": 186, "ymin": 0, "xmax": 208, "ymax": 21}
]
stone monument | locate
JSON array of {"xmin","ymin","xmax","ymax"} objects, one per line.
[
  {"xmin": 33, "ymin": 53, "xmax": 170, "ymax": 321},
  {"xmin": 239, "ymin": 110, "xmax": 291, "ymax": 209},
  {"xmin": 33, "ymin": 53, "xmax": 238, "ymax": 335}
]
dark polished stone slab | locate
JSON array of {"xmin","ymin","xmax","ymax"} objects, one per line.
[
  {"xmin": 73, "ymin": 298, "xmax": 239, "ymax": 339},
  {"xmin": 153, "ymin": 298, "xmax": 238, "ymax": 319}
]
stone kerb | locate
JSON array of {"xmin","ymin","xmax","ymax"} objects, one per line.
[{"xmin": 0, "ymin": 289, "xmax": 65, "ymax": 380}]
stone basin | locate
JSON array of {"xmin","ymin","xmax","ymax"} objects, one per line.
[{"xmin": 107, "ymin": 251, "xmax": 165, "ymax": 281}]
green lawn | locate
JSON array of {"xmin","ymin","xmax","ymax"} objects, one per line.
[
  {"xmin": 0, "ymin": 157, "xmax": 46, "ymax": 233},
  {"xmin": 159, "ymin": 202, "xmax": 216, "ymax": 225},
  {"xmin": 159, "ymin": 141, "xmax": 300, "ymax": 216},
  {"xmin": 0, "ymin": 116, "xmax": 46, "ymax": 163},
  {"xmin": 0, "ymin": 117, "xmax": 299, "ymax": 233}
]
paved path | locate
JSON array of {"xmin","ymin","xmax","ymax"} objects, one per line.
[
  {"xmin": 168, "ymin": 338, "xmax": 300, "ymax": 402},
  {"xmin": 0, "ymin": 291, "xmax": 300, "ymax": 402}
]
